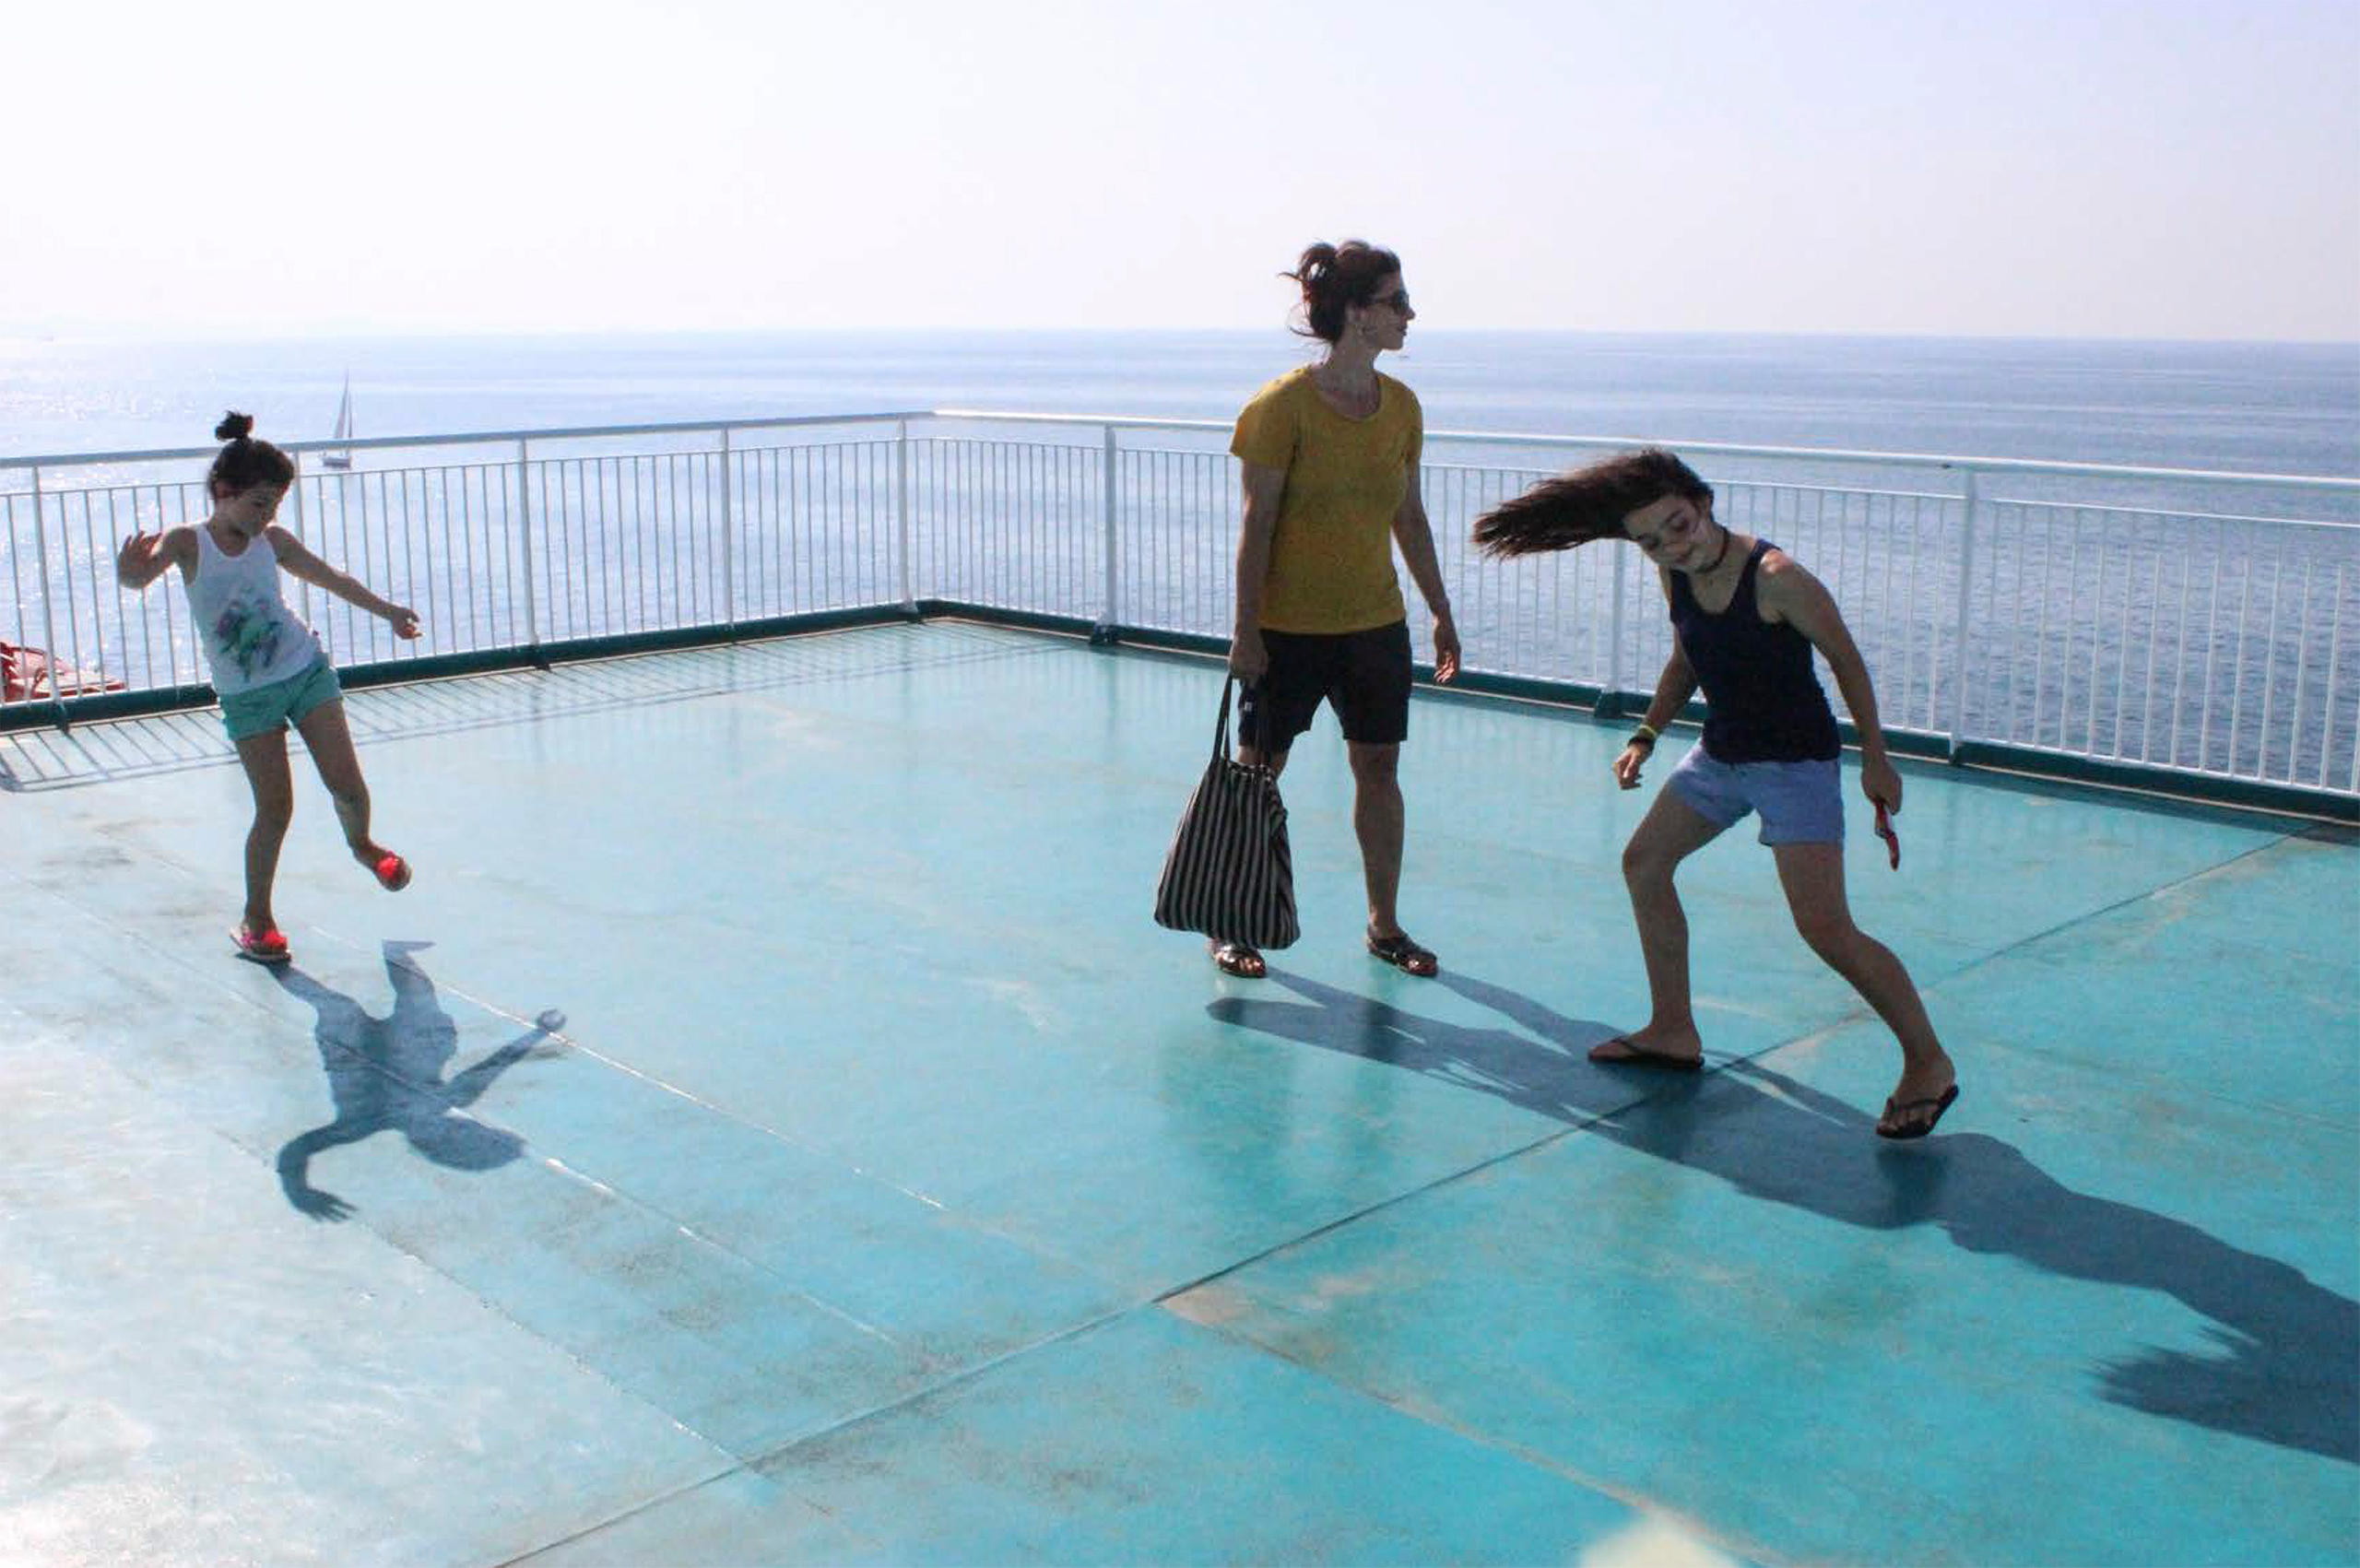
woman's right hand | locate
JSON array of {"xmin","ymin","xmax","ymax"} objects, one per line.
[
  {"xmin": 1228, "ymin": 627, "xmax": 1268, "ymax": 683},
  {"xmin": 1611, "ymin": 742, "xmax": 1649, "ymax": 790}
]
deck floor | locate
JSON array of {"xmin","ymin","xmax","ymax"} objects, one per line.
[{"xmin": 3, "ymin": 620, "xmax": 2354, "ymax": 1567}]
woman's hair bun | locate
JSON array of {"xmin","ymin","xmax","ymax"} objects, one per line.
[{"xmin": 214, "ymin": 411, "xmax": 255, "ymax": 442}]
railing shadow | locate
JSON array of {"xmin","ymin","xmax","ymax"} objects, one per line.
[
  {"xmin": 273, "ymin": 941, "xmax": 565, "ymax": 1222},
  {"xmin": 1209, "ymin": 968, "xmax": 2359, "ymax": 1467},
  {"xmin": 0, "ymin": 623, "xmax": 1051, "ymax": 792}
]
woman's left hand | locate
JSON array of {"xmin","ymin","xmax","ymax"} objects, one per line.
[
  {"xmin": 1432, "ymin": 613, "xmax": 1460, "ymax": 683},
  {"xmin": 1862, "ymin": 752, "xmax": 1903, "ymax": 814}
]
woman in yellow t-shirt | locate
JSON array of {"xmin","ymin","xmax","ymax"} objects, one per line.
[{"xmin": 1216, "ymin": 239, "xmax": 1461, "ymax": 980}]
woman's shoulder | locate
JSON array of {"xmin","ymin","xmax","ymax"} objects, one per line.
[
  {"xmin": 1242, "ymin": 365, "xmax": 1313, "ymax": 407},
  {"xmin": 1234, "ymin": 368, "xmax": 1314, "ymax": 438},
  {"xmin": 1377, "ymin": 372, "xmax": 1422, "ymax": 426}
]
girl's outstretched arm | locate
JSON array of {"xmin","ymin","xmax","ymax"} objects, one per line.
[
  {"xmin": 1757, "ymin": 551, "xmax": 1902, "ymax": 811},
  {"xmin": 267, "ymin": 525, "xmax": 421, "ymax": 639},
  {"xmin": 114, "ymin": 526, "xmax": 194, "ymax": 590},
  {"xmin": 1615, "ymin": 643, "xmax": 1698, "ymax": 789}
]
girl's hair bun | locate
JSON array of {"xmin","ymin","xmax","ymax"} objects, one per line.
[{"xmin": 214, "ymin": 411, "xmax": 256, "ymax": 442}]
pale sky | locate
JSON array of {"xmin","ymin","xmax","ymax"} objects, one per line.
[{"xmin": 6, "ymin": 0, "xmax": 2354, "ymax": 340}]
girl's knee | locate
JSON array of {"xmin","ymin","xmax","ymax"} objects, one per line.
[
  {"xmin": 1795, "ymin": 914, "xmax": 1859, "ymax": 966},
  {"xmin": 1622, "ymin": 839, "xmax": 1673, "ymax": 886}
]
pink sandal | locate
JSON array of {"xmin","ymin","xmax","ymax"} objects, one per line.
[
  {"xmin": 232, "ymin": 925, "xmax": 291, "ymax": 965},
  {"xmin": 372, "ymin": 853, "xmax": 412, "ymax": 892}
]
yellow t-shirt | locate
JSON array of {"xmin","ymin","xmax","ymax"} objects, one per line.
[{"xmin": 1230, "ymin": 366, "xmax": 1422, "ymax": 633}]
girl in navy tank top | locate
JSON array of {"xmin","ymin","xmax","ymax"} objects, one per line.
[{"xmin": 1476, "ymin": 448, "xmax": 1958, "ymax": 1140}]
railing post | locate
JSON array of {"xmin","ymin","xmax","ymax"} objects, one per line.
[
  {"xmin": 1605, "ymin": 544, "xmax": 1627, "ymax": 715},
  {"xmin": 289, "ymin": 462, "xmax": 313, "ymax": 628},
  {"xmin": 515, "ymin": 439, "xmax": 541, "ymax": 659},
  {"xmin": 1095, "ymin": 423, "xmax": 1119, "ymax": 643},
  {"xmin": 1948, "ymin": 467, "xmax": 1981, "ymax": 760},
  {"xmin": 895, "ymin": 418, "xmax": 914, "ymax": 614},
  {"xmin": 720, "ymin": 425, "xmax": 737, "ymax": 633},
  {"xmin": 29, "ymin": 466, "xmax": 67, "ymax": 719}
]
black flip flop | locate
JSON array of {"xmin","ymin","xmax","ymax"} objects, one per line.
[
  {"xmin": 1877, "ymin": 1083, "xmax": 1960, "ymax": 1140},
  {"xmin": 1587, "ymin": 1036, "xmax": 1704, "ymax": 1072},
  {"xmin": 1366, "ymin": 930, "xmax": 1438, "ymax": 976}
]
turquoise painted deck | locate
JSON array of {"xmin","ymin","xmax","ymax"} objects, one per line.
[{"xmin": 2, "ymin": 620, "xmax": 2354, "ymax": 1568}]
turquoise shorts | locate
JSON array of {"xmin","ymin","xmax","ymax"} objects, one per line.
[
  {"xmin": 1666, "ymin": 745, "xmax": 1846, "ymax": 846},
  {"xmin": 219, "ymin": 655, "xmax": 342, "ymax": 742}
]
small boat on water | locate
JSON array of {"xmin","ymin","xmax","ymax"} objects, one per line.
[{"xmin": 321, "ymin": 373, "xmax": 354, "ymax": 470}]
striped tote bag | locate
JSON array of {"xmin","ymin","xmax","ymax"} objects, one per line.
[{"xmin": 1153, "ymin": 679, "xmax": 1300, "ymax": 949}]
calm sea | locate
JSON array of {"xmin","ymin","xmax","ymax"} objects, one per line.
[{"xmin": 3, "ymin": 330, "xmax": 2355, "ymax": 480}]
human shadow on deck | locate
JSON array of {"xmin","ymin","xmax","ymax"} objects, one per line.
[
  {"xmin": 1210, "ymin": 968, "xmax": 2359, "ymax": 1467},
  {"xmin": 273, "ymin": 943, "xmax": 565, "ymax": 1222}
]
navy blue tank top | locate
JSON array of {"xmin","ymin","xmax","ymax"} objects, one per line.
[{"xmin": 1668, "ymin": 538, "xmax": 1840, "ymax": 763}]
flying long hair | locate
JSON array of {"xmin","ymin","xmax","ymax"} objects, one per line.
[{"xmin": 1471, "ymin": 448, "xmax": 1713, "ymax": 557}]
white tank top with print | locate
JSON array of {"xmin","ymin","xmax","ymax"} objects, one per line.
[{"xmin": 186, "ymin": 525, "xmax": 324, "ymax": 695}]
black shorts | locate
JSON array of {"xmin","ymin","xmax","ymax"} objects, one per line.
[{"xmin": 1239, "ymin": 620, "xmax": 1413, "ymax": 751}]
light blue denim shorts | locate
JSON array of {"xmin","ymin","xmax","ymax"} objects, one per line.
[
  {"xmin": 1665, "ymin": 745, "xmax": 1845, "ymax": 845},
  {"xmin": 218, "ymin": 655, "xmax": 342, "ymax": 742}
]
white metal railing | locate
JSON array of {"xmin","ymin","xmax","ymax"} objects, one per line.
[{"xmin": 5, "ymin": 413, "xmax": 2356, "ymax": 803}]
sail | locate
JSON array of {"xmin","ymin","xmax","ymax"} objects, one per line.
[{"xmin": 323, "ymin": 373, "xmax": 354, "ymax": 469}]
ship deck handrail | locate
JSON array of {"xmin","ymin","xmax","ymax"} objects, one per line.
[
  {"xmin": 7, "ymin": 408, "xmax": 2359, "ymax": 494},
  {"xmin": 6, "ymin": 409, "xmax": 2357, "ymax": 815}
]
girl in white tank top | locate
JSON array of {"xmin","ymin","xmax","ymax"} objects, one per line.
[
  {"xmin": 114, "ymin": 413, "xmax": 423, "ymax": 964},
  {"xmin": 186, "ymin": 516, "xmax": 324, "ymax": 695}
]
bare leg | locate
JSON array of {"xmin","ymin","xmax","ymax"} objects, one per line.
[
  {"xmin": 1601, "ymin": 788, "xmax": 1729, "ymax": 1062},
  {"xmin": 233, "ymin": 728, "xmax": 296, "ymax": 933},
  {"xmin": 1236, "ymin": 744, "xmax": 1291, "ymax": 779},
  {"xmin": 1346, "ymin": 740, "xmax": 1406, "ymax": 937},
  {"xmin": 1772, "ymin": 842, "xmax": 1956, "ymax": 1133},
  {"xmin": 293, "ymin": 700, "xmax": 394, "ymax": 873}
]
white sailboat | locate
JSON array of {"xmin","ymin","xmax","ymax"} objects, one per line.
[{"xmin": 322, "ymin": 373, "xmax": 354, "ymax": 469}]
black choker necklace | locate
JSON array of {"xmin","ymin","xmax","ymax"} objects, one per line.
[{"xmin": 1696, "ymin": 525, "xmax": 1732, "ymax": 575}]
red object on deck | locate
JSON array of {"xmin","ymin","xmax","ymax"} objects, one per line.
[{"xmin": 0, "ymin": 641, "xmax": 125, "ymax": 702}]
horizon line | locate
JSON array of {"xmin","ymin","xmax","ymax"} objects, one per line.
[{"xmin": 5, "ymin": 324, "xmax": 2357, "ymax": 351}]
